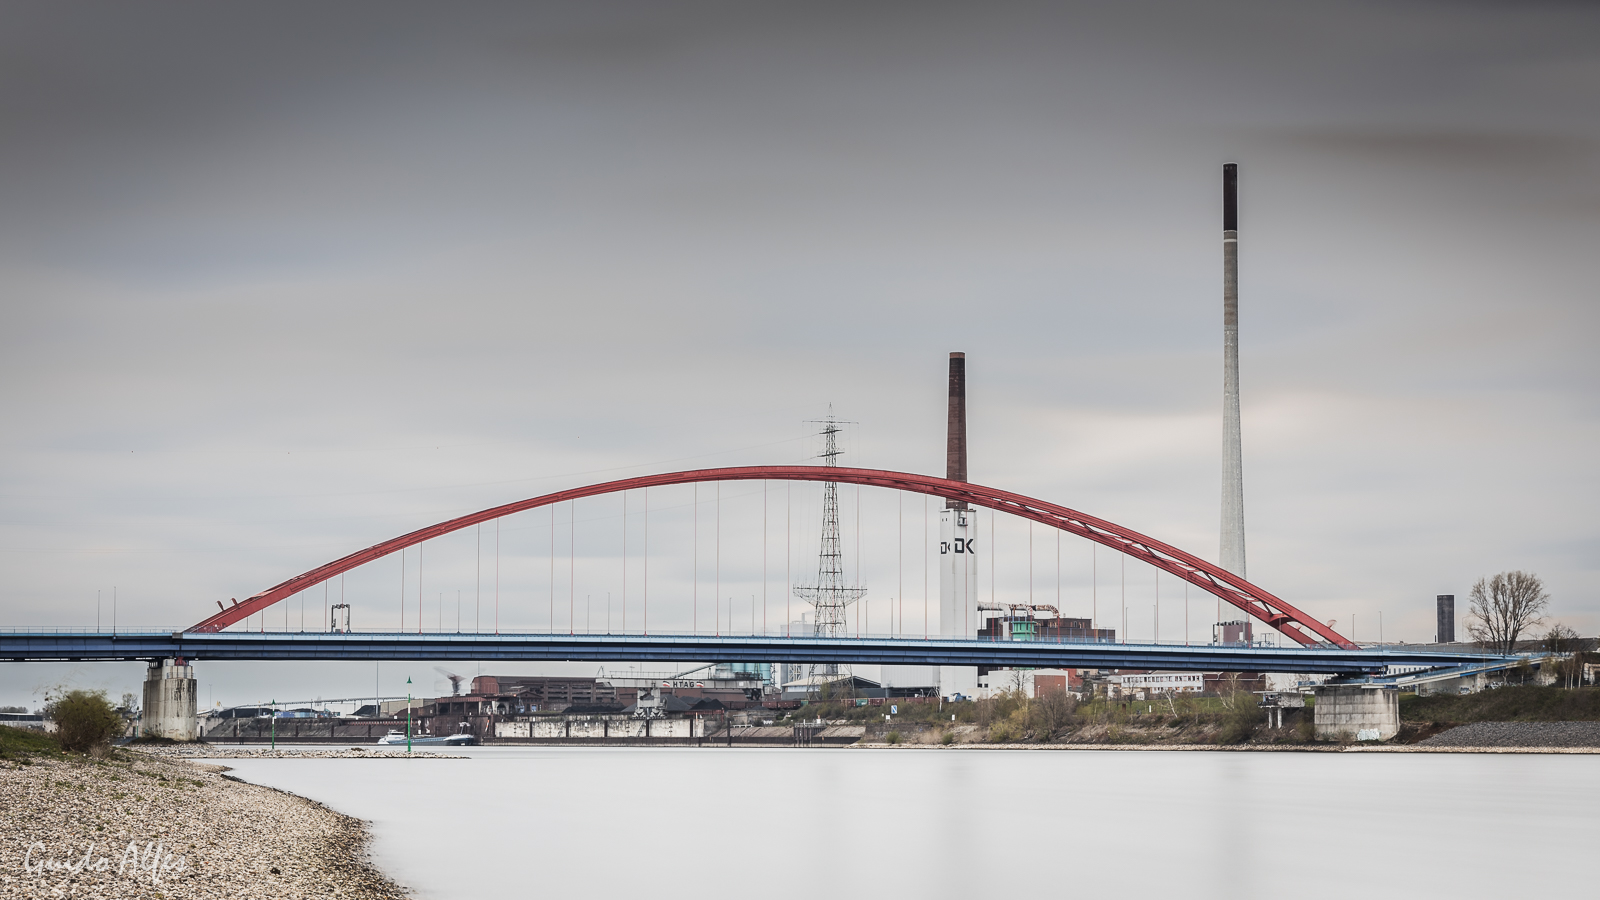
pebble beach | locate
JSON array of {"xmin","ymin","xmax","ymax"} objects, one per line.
[{"xmin": 0, "ymin": 748, "xmax": 416, "ymax": 899}]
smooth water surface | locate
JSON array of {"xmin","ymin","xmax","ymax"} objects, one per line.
[{"xmin": 216, "ymin": 747, "xmax": 1598, "ymax": 900}]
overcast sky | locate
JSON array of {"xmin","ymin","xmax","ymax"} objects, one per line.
[{"xmin": 3, "ymin": 1, "xmax": 1597, "ymax": 708}]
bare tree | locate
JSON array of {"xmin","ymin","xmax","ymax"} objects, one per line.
[
  {"xmin": 1218, "ymin": 673, "xmax": 1244, "ymax": 710},
  {"xmin": 1466, "ymin": 571, "xmax": 1549, "ymax": 656},
  {"xmin": 1543, "ymin": 622, "xmax": 1580, "ymax": 654},
  {"xmin": 1543, "ymin": 623, "xmax": 1583, "ymax": 689}
]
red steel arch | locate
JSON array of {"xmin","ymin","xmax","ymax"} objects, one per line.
[{"xmin": 190, "ymin": 466, "xmax": 1356, "ymax": 649}]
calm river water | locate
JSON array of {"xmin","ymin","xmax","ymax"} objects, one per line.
[{"xmin": 217, "ymin": 747, "xmax": 1597, "ymax": 900}]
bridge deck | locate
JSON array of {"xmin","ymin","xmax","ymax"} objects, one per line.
[{"xmin": 0, "ymin": 631, "xmax": 1508, "ymax": 675}]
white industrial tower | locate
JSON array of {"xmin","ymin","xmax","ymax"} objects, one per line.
[{"xmin": 1220, "ymin": 162, "xmax": 1247, "ymax": 578}]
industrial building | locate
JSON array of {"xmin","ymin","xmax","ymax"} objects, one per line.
[
  {"xmin": 977, "ymin": 612, "xmax": 1116, "ymax": 643},
  {"xmin": 413, "ymin": 665, "xmax": 787, "ymax": 742},
  {"xmin": 972, "ymin": 666, "xmax": 1270, "ymax": 701},
  {"xmin": 781, "ymin": 673, "xmax": 882, "ymax": 701},
  {"xmin": 467, "ymin": 675, "xmax": 619, "ymax": 711},
  {"xmin": 1109, "ymin": 671, "xmax": 1266, "ymax": 700},
  {"xmin": 1116, "ymin": 672, "xmax": 1207, "ymax": 695},
  {"xmin": 976, "ymin": 668, "xmax": 1083, "ymax": 698}
]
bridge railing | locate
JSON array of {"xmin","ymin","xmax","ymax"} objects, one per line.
[
  {"xmin": 0, "ymin": 625, "xmax": 186, "ymax": 634},
  {"xmin": 2, "ymin": 626, "xmax": 1485, "ymax": 657}
]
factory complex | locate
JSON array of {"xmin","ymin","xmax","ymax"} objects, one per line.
[{"xmin": 197, "ymin": 654, "xmax": 1289, "ymax": 746}]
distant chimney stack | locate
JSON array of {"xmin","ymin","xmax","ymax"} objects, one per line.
[
  {"xmin": 946, "ymin": 352, "xmax": 967, "ymax": 509},
  {"xmin": 1436, "ymin": 594, "xmax": 1455, "ymax": 643}
]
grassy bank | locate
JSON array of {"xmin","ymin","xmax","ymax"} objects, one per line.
[
  {"xmin": 0, "ymin": 723, "xmax": 63, "ymax": 761},
  {"xmin": 1401, "ymin": 685, "xmax": 1600, "ymax": 725},
  {"xmin": 782, "ymin": 691, "xmax": 1311, "ymax": 746}
]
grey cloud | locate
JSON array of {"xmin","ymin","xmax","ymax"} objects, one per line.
[{"xmin": 1270, "ymin": 130, "xmax": 1598, "ymax": 169}]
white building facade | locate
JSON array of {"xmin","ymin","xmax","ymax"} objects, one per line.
[{"xmin": 1116, "ymin": 672, "xmax": 1205, "ymax": 697}]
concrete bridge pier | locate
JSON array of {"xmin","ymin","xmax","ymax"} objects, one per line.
[
  {"xmin": 1313, "ymin": 684, "xmax": 1399, "ymax": 741},
  {"xmin": 141, "ymin": 657, "xmax": 198, "ymax": 740}
]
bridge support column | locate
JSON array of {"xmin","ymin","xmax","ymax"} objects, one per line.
[
  {"xmin": 1313, "ymin": 684, "xmax": 1398, "ymax": 741},
  {"xmin": 141, "ymin": 658, "xmax": 198, "ymax": 741}
]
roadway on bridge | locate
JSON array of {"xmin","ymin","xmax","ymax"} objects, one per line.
[{"xmin": 0, "ymin": 631, "xmax": 1509, "ymax": 675}]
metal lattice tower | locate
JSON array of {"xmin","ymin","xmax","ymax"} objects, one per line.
[{"xmin": 793, "ymin": 413, "xmax": 866, "ymax": 680}]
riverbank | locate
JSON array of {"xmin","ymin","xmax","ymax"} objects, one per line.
[
  {"xmin": 0, "ymin": 734, "xmax": 412, "ymax": 899},
  {"xmin": 845, "ymin": 718, "xmax": 1600, "ymax": 751},
  {"xmin": 773, "ymin": 684, "xmax": 1600, "ymax": 749},
  {"xmin": 850, "ymin": 740, "xmax": 1600, "ymax": 753},
  {"xmin": 137, "ymin": 745, "xmax": 464, "ymax": 760}
]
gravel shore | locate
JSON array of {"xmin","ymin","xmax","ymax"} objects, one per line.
[
  {"xmin": 1417, "ymin": 721, "xmax": 1600, "ymax": 749},
  {"xmin": 137, "ymin": 745, "xmax": 463, "ymax": 760},
  {"xmin": 1, "ymin": 748, "xmax": 411, "ymax": 899}
]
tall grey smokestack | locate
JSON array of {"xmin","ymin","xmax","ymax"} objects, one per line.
[
  {"xmin": 1220, "ymin": 163, "xmax": 1246, "ymax": 577},
  {"xmin": 946, "ymin": 351, "xmax": 967, "ymax": 509}
]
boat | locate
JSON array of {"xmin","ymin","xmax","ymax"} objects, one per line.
[{"xmin": 376, "ymin": 729, "xmax": 475, "ymax": 746}]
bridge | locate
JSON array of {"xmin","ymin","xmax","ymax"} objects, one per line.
[
  {"xmin": 191, "ymin": 465, "xmax": 1353, "ymax": 644},
  {"xmin": 3, "ymin": 465, "xmax": 1508, "ymax": 675},
  {"xmin": 2, "ymin": 630, "xmax": 1500, "ymax": 675}
]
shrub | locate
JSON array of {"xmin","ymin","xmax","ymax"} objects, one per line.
[
  {"xmin": 939, "ymin": 729, "xmax": 955, "ymax": 745},
  {"xmin": 44, "ymin": 690, "xmax": 124, "ymax": 753},
  {"xmin": 1028, "ymin": 690, "xmax": 1077, "ymax": 740},
  {"xmin": 1215, "ymin": 693, "xmax": 1266, "ymax": 744},
  {"xmin": 1295, "ymin": 717, "xmax": 1316, "ymax": 743},
  {"xmin": 884, "ymin": 730, "xmax": 902, "ymax": 745},
  {"xmin": 975, "ymin": 690, "xmax": 1027, "ymax": 728},
  {"xmin": 988, "ymin": 721, "xmax": 1020, "ymax": 743}
]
